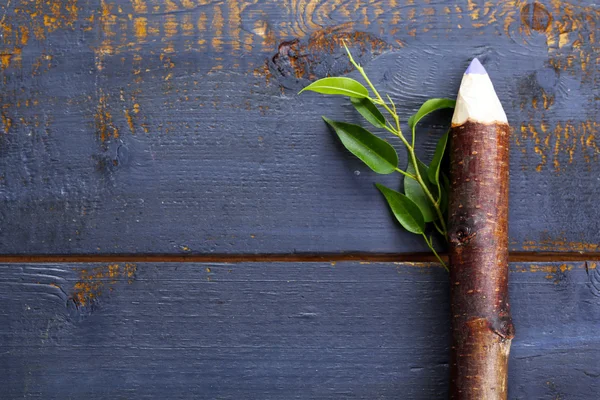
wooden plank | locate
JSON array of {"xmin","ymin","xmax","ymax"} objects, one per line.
[
  {"xmin": 0, "ymin": 261, "xmax": 598, "ymax": 398},
  {"xmin": 0, "ymin": 0, "xmax": 598, "ymax": 254}
]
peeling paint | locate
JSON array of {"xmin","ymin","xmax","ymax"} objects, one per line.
[
  {"xmin": 95, "ymin": 91, "xmax": 119, "ymax": 143},
  {"xmin": 1, "ymin": 112, "xmax": 12, "ymax": 133},
  {"xmin": 512, "ymin": 263, "xmax": 574, "ymax": 274},
  {"xmin": 515, "ymin": 121, "xmax": 599, "ymax": 173},
  {"xmin": 72, "ymin": 263, "xmax": 136, "ymax": 307},
  {"xmin": 522, "ymin": 237, "xmax": 599, "ymax": 252},
  {"xmin": 267, "ymin": 24, "xmax": 392, "ymax": 86},
  {"xmin": 133, "ymin": 16, "xmax": 147, "ymax": 41}
]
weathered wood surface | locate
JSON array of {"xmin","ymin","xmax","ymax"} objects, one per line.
[
  {"xmin": 0, "ymin": 0, "xmax": 598, "ymax": 254},
  {"xmin": 0, "ymin": 261, "xmax": 598, "ymax": 398}
]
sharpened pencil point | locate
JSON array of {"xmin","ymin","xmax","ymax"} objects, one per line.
[
  {"xmin": 452, "ymin": 58, "xmax": 508, "ymax": 125},
  {"xmin": 465, "ymin": 58, "xmax": 486, "ymax": 75}
]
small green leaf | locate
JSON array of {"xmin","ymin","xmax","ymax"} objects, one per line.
[
  {"xmin": 299, "ymin": 77, "xmax": 369, "ymax": 98},
  {"xmin": 407, "ymin": 98, "xmax": 456, "ymax": 132},
  {"xmin": 405, "ymin": 159, "xmax": 437, "ymax": 222},
  {"xmin": 351, "ymin": 97, "xmax": 386, "ymax": 128},
  {"xmin": 323, "ymin": 118, "xmax": 398, "ymax": 174},
  {"xmin": 376, "ymin": 184, "xmax": 425, "ymax": 234},
  {"xmin": 428, "ymin": 131, "xmax": 449, "ymax": 186}
]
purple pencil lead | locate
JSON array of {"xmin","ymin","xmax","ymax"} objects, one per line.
[{"xmin": 464, "ymin": 58, "xmax": 487, "ymax": 75}]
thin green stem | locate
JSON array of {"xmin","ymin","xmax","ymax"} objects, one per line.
[
  {"xmin": 345, "ymin": 45, "xmax": 402, "ymax": 136},
  {"xmin": 386, "ymin": 94, "xmax": 397, "ymax": 115},
  {"xmin": 382, "ymin": 122, "xmax": 409, "ymax": 145},
  {"xmin": 433, "ymin": 219, "xmax": 445, "ymax": 237},
  {"xmin": 348, "ymin": 55, "xmax": 385, "ymax": 107},
  {"xmin": 434, "ymin": 180, "xmax": 442, "ymax": 207},
  {"xmin": 392, "ymin": 113, "xmax": 402, "ymax": 142},
  {"xmin": 395, "ymin": 168, "xmax": 415, "ymax": 179},
  {"xmin": 422, "ymin": 233, "xmax": 448, "ymax": 271}
]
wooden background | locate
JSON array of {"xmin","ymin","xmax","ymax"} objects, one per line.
[{"xmin": 0, "ymin": 0, "xmax": 598, "ymax": 398}]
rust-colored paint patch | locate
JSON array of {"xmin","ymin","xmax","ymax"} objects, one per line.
[
  {"xmin": 228, "ymin": 0, "xmax": 241, "ymax": 51},
  {"xmin": 516, "ymin": 121, "xmax": 599, "ymax": 172},
  {"xmin": 520, "ymin": 2, "xmax": 552, "ymax": 32},
  {"xmin": 211, "ymin": 4, "xmax": 224, "ymax": 52},
  {"xmin": 513, "ymin": 264, "xmax": 565, "ymax": 273},
  {"xmin": 1, "ymin": 112, "xmax": 12, "ymax": 133},
  {"xmin": 0, "ymin": 47, "xmax": 21, "ymax": 70},
  {"xmin": 181, "ymin": 13, "xmax": 194, "ymax": 37},
  {"xmin": 133, "ymin": 16, "xmax": 147, "ymax": 41},
  {"xmin": 95, "ymin": 91, "xmax": 119, "ymax": 142},
  {"xmin": 0, "ymin": 53, "xmax": 12, "ymax": 69},
  {"xmin": 71, "ymin": 263, "xmax": 136, "ymax": 307},
  {"xmin": 164, "ymin": 0, "xmax": 179, "ymax": 13},
  {"xmin": 164, "ymin": 14, "xmax": 178, "ymax": 38},
  {"xmin": 18, "ymin": 25, "xmax": 29, "ymax": 45},
  {"xmin": 521, "ymin": 263, "xmax": 573, "ymax": 284},
  {"xmin": 395, "ymin": 262, "xmax": 440, "ymax": 269},
  {"xmin": 522, "ymin": 237, "xmax": 599, "ymax": 252},
  {"xmin": 31, "ymin": 52, "xmax": 53, "ymax": 75},
  {"xmin": 268, "ymin": 24, "xmax": 392, "ymax": 83},
  {"xmin": 512, "ymin": 263, "xmax": 575, "ymax": 283},
  {"xmin": 94, "ymin": 0, "xmax": 117, "ymax": 70},
  {"xmin": 253, "ymin": 19, "xmax": 276, "ymax": 52},
  {"xmin": 131, "ymin": 0, "xmax": 147, "ymax": 14},
  {"xmin": 124, "ymin": 109, "xmax": 135, "ymax": 133},
  {"xmin": 0, "ymin": 0, "xmax": 80, "ymax": 54}
]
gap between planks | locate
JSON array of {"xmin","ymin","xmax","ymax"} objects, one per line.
[{"xmin": 0, "ymin": 252, "xmax": 599, "ymax": 264}]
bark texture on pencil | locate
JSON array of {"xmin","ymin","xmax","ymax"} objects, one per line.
[{"xmin": 448, "ymin": 58, "xmax": 515, "ymax": 400}]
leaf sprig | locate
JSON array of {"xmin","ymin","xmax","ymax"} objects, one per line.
[{"xmin": 300, "ymin": 45, "xmax": 455, "ymax": 270}]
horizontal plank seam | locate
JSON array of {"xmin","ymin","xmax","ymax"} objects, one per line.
[{"xmin": 0, "ymin": 252, "xmax": 599, "ymax": 263}]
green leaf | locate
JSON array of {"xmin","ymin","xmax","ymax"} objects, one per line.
[
  {"xmin": 407, "ymin": 98, "xmax": 456, "ymax": 132},
  {"xmin": 323, "ymin": 117, "xmax": 398, "ymax": 174},
  {"xmin": 351, "ymin": 97, "xmax": 386, "ymax": 128},
  {"xmin": 428, "ymin": 131, "xmax": 449, "ymax": 186},
  {"xmin": 376, "ymin": 184, "xmax": 425, "ymax": 234},
  {"xmin": 442, "ymin": 172, "xmax": 450, "ymax": 194},
  {"xmin": 439, "ymin": 172, "xmax": 450, "ymax": 215},
  {"xmin": 439, "ymin": 184, "xmax": 448, "ymax": 214},
  {"xmin": 405, "ymin": 159, "xmax": 437, "ymax": 222},
  {"xmin": 299, "ymin": 77, "xmax": 369, "ymax": 98}
]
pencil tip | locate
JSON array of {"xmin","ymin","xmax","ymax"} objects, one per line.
[
  {"xmin": 465, "ymin": 58, "xmax": 486, "ymax": 75},
  {"xmin": 452, "ymin": 58, "xmax": 507, "ymax": 125}
]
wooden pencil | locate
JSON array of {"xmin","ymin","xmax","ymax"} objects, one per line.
[{"xmin": 448, "ymin": 58, "xmax": 515, "ymax": 400}]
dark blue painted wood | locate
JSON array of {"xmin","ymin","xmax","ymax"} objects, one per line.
[
  {"xmin": 0, "ymin": 262, "xmax": 598, "ymax": 398},
  {"xmin": 0, "ymin": 0, "xmax": 598, "ymax": 254}
]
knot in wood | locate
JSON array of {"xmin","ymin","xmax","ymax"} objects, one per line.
[
  {"xmin": 449, "ymin": 224, "xmax": 476, "ymax": 246},
  {"xmin": 491, "ymin": 315, "xmax": 516, "ymax": 340}
]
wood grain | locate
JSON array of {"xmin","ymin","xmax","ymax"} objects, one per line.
[
  {"xmin": 0, "ymin": 261, "xmax": 598, "ymax": 398},
  {"xmin": 0, "ymin": 0, "xmax": 598, "ymax": 255}
]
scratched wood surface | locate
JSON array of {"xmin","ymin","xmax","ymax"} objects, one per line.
[
  {"xmin": 0, "ymin": 0, "xmax": 598, "ymax": 254},
  {"xmin": 0, "ymin": 262, "xmax": 597, "ymax": 399}
]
